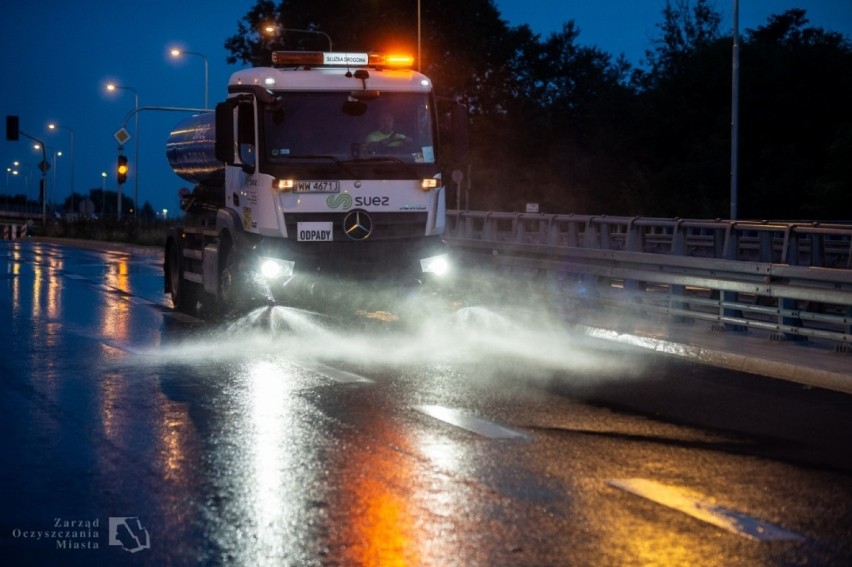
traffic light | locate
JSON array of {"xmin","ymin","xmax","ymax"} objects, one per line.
[
  {"xmin": 6, "ymin": 115, "xmax": 19, "ymax": 141},
  {"xmin": 117, "ymin": 154, "xmax": 128, "ymax": 184}
]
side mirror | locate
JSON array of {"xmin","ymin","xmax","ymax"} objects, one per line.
[{"xmin": 214, "ymin": 103, "xmax": 235, "ymax": 164}]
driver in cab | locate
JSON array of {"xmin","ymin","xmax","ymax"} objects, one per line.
[{"xmin": 365, "ymin": 112, "xmax": 409, "ymax": 149}]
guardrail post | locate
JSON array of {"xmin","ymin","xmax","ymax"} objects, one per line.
[
  {"xmin": 482, "ymin": 213, "xmax": 494, "ymax": 241},
  {"xmin": 560, "ymin": 215, "xmax": 580, "ymax": 247},
  {"xmin": 667, "ymin": 220, "xmax": 693, "ymax": 323},
  {"xmin": 721, "ymin": 222, "xmax": 738, "ymax": 260},
  {"xmin": 583, "ymin": 217, "xmax": 599, "ymax": 248},
  {"xmin": 772, "ymin": 281, "xmax": 806, "ymax": 341},
  {"xmin": 621, "ymin": 217, "xmax": 645, "ymax": 315},
  {"xmin": 626, "ymin": 217, "xmax": 643, "ymax": 252},
  {"xmin": 782, "ymin": 226, "xmax": 799, "ymax": 266},
  {"xmin": 842, "ymin": 306, "xmax": 852, "ymax": 353},
  {"xmin": 810, "ymin": 232, "xmax": 825, "ymax": 267},
  {"xmin": 671, "ymin": 220, "xmax": 686, "ymax": 256},
  {"xmin": 759, "ymin": 229, "xmax": 774, "ymax": 263},
  {"xmin": 712, "ymin": 221, "xmax": 746, "ymax": 331},
  {"xmin": 512, "ymin": 213, "xmax": 524, "ymax": 243}
]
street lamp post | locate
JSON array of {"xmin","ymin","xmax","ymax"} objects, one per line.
[
  {"xmin": 101, "ymin": 172, "xmax": 107, "ymax": 217},
  {"xmin": 730, "ymin": 0, "xmax": 740, "ymax": 220},
  {"xmin": 106, "ymin": 83, "xmax": 139, "ymax": 219},
  {"xmin": 51, "ymin": 150, "xmax": 62, "ymax": 210},
  {"xmin": 47, "ymin": 122, "xmax": 74, "ymax": 209},
  {"xmin": 29, "ymin": 143, "xmax": 50, "ymax": 222},
  {"xmin": 47, "ymin": 122, "xmax": 75, "ymax": 212},
  {"xmin": 170, "ymin": 48, "xmax": 209, "ymax": 109}
]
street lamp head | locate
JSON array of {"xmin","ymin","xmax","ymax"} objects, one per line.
[
  {"xmin": 261, "ymin": 21, "xmax": 279, "ymax": 36},
  {"xmin": 106, "ymin": 82, "xmax": 133, "ymax": 93},
  {"xmin": 105, "ymin": 82, "xmax": 139, "ymax": 101},
  {"xmin": 169, "ymin": 47, "xmax": 206, "ymax": 61}
]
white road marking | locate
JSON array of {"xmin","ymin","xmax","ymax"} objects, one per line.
[
  {"xmin": 298, "ymin": 361, "xmax": 373, "ymax": 384},
  {"xmin": 607, "ymin": 478, "xmax": 805, "ymax": 542},
  {"xmin": 416, "ymin": 405, "xmax": 527, "ymax": 439}
]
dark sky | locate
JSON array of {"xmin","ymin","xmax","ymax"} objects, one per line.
[{"xmin": 2, "ymin": 0, "xmax": 850, "ymax": 215}]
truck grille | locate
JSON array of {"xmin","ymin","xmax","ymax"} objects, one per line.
[{"xmin": 284, "ymin": 212, "xmax": 428, "ymax": 241}]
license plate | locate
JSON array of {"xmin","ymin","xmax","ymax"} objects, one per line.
[
  {"xmin": 295, "ymin": 180, "xmax": 339, "ymax": 193},
  {"xmin": 297, "ymin": 222, "xmax": 333, "ymax": 242}
]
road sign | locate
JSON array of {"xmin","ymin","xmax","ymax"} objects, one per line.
[{"xmin": 114, "ymin": 127, "xmax": 131, "ymax": 145}]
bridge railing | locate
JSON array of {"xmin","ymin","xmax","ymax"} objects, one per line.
[{"xmin": 446, "ymin": 211, "xmax": 852, "ymax": 350}]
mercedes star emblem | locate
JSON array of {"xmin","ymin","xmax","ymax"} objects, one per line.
[{"xmin": 343, "ymin": 209, "xmax": 373, "ymax": 240}]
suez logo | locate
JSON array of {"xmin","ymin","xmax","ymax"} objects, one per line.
[{"xmin": 325, "ymin": 194, "xmax": 390, "ymax": 209}]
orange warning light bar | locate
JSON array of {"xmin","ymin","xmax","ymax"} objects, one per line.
[{"xmin": 271, "ymin": 51, "xmax": 414, "ymax": 69}]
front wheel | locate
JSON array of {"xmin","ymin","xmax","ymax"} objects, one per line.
[
  {"xmin": 217, "ymin": 237, "xmax": 267, "ymax": 316},
  {"xmin": 168, "ymin": 240, "xmax": 198, "ymax": 313},
  {"xmin": 217, "ymin": 238, "xmax": 241, "ymax": 314}
]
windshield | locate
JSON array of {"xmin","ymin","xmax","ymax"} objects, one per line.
[{"xmin": 263, "ymin": 92, "xmax": 436, "ymax": 166}]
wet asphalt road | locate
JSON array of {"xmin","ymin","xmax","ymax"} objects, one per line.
[{"xmin": 1, "ymin": 239, "xmax": 851, "ymax": 566}]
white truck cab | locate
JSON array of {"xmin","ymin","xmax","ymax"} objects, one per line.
[{"xmin": 164, "ymin": 51, "xmax": 467, "ymax": 315}]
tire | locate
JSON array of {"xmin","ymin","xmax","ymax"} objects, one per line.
[
  {"xmin": 217, "ymin": 237, "xmax": 245, "ymax": 315},
  {"xmin": 168, "ymin": 240, "xmax": 198, "ymax": 313},
  {"xmin": 217, "ymin": 237, "xmax": 272, "ymax": 316}
]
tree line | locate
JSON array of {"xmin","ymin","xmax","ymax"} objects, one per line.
[{"xmin": 225, "ymin": 0, "xmax": 852, "ymax": 220}]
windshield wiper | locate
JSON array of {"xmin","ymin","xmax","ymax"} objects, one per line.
[{"xmin": 343, "ymin": 156, "xmax": 419, "ymax": 178}]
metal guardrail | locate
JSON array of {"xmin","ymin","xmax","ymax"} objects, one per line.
[{"xmin": 446, "ymin": 212, "xmax": 852, "ymax": 350}]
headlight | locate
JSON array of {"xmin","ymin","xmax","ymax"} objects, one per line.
[
  {"xmin": 259, "ymin": 257, "xmax": 295, "ymax": 279},
  {"xmin": 420, "ymin": 253, "xmax": 450, "ymax": 276}
]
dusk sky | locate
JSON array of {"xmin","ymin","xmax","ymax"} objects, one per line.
[{"xmin": 2, "ymin": 1, "xmax": 850, "ymax": 215}]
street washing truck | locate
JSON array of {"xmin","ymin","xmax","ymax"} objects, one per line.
[{"xmin": 164, "ymin": 51, "xmax": 468, "ymax": 315}]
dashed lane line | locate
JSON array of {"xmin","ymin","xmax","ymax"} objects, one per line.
[
  {"xmin": 607, "ymin": 478, "xmax": 805, "ymax": 542},
  {"xmin": 296, "ymin": 361, "xmax": 374, "ymax": 384},
  {"xmin": 415, "ymin": 405, "xmax": 527, "ymax": 439}
]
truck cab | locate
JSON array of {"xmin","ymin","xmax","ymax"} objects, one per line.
[{"xmin": 164, "ymin": 51, "xmax": 467, "ymax": 316}]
